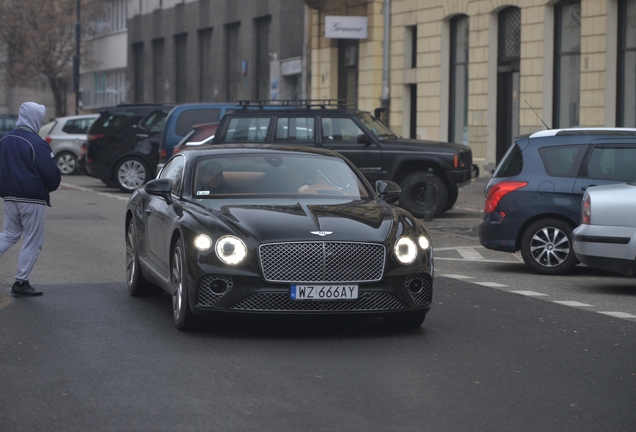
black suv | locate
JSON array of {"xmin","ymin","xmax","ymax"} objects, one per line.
[
  {"xmin": 479, "ymin": 128, "xmax": 636, "ymax": 275},
  {"xmin": 85, "ymin": 104, "xmax": 174, "ymax": 192},
  {"xmin": 210, "ymin": 100, "xmax": 479, "ymax": 217}
]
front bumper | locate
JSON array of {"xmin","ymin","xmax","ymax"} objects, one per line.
[
  {"xmin": 448, "ymin": 164, "xmax": 479, "ymax": 186},
  {"xmin": 189, "ymin": 274, "xmax": 433, "ymax": 317}
]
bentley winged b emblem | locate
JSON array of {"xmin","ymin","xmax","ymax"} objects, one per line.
[{"xmin": 310, "ymin": 231, "xmax": 333, "ymax": 237}]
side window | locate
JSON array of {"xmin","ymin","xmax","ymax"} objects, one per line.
[
  {"xmin": 538, "ymin": 144, "xmax": 587, "ymax": 177},
  {"xmin": 321, "ymin": 117, "xmax": 365, "ymax": 144},
  {"xmin": 224, "ymin": 117, "xmax": 270, "ymax": 143},
  {"xmin": 141, "ymin": 110, "xmax": 169, "ymax": 133},
  {"xmin": 159, "ymin": 156, "xmax": 185, "ymax": 195},
  {"xmin": 493, "ymin": 143, "xmax": 523, "ymax": 178},
  {"xmin": 274, "ymin": 117, "xmax": 315, "ymax": 142},
  {"xmin": 586, "ymin": 146, "xmax": 636, "ymax": 182},
  {"xmin": 62, "ymin": 118, "xmax": 94, "ymax": 134},
  {"xmin": 175, "ymin": 108, "xmax": 221, "ymax": 136}
]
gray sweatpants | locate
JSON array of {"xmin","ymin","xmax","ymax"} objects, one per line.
[{"xmin": 0, "ymin": 201, "xmax": 46, "ymax": 282}]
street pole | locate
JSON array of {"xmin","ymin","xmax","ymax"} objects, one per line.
[{"xmin": 73, "ymin": 0, "xmax": 81, "ymax": 115}]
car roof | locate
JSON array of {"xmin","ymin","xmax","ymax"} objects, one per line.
[
  {"xmin": 529, "ymin": 127, "xmax": 636, "ymax": 139},
  {"xmin": 52, "ymin": 113, "xmax": 99, "ymax": 122}
]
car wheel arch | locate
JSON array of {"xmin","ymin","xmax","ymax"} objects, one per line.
[{"xmin": 392, "ymin": 160, "xmax": 448, "ymax": 185}]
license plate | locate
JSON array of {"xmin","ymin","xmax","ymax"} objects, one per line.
[{"xmin": 290, "ymin": 285, "xmax": 358, "ymax": 300}]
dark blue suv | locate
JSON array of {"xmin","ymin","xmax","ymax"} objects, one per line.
[{"xmin": 479, "ymin": 128, "xmax": 636, "ymax": 275}]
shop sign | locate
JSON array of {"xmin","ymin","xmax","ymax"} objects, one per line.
[{"xmin": 325, "ymin": 16, "xmax": 368, "ymax": 39}]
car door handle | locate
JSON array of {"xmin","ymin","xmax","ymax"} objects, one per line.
[{"xmin": 581, "ymin": 185, "xmax": 596, "ymax": 191}]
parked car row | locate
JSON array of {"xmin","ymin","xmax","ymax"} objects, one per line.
[{"xmin": 478, "ymin": 127, "xmax": 636, "ymax": 277}]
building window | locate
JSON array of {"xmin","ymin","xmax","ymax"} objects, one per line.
[
  {"xmin": 153, "ymin": 38, "xmax": 165, "ymax": 103},
  {"xmin": 553, "ymin": 0, "xmax": 581, "ymax": 128},
  {"xmin": 132, "ymin": 42, "xmax": 144, "ymax": 103},
  {"xmin": 449, "ymin": 15, "xmax": 469, "ymax": 145},
  {"xmin": 175, "ymin": 33, "xmax": 188, "ymax": 103},
  {"xmin": 405, "ymin": 25, "xmax": 417, "ymax": 69},
  {"xmin": 618, "ymin": 0, "xmax": 636, "ymax": 127},
  {"xmin": 80, "ymin": 69, "xmax": 127, "ymax": 108},
  {"xmin": 255, "ymin": 16, "xmax": 271, "ymax": 100},
  {"xmin": 198, "ymin": 28, "xmax": 213, "ymax": 102},
  {"xmin": 225, "ymin": 23, "xmax": 241, "ymax": 102},
  {"xmin": 94, "ymin": 0, "xmax": 127, "ymax": 35}
]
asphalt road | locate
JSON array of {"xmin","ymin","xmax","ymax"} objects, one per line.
[{"xmin": 1, "ymin": 176, "xmax": 635, "ymax": 431}]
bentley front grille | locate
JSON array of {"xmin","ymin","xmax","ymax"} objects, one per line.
[
  {"xmin": 230, "ymin": 292, "xmax": 406, "ymax": 312},
  {"xmin": 259, "ymin": 242, "xmax": 385, "ymax": 283},
  {"xmin": 198, "ymin": 276, "xmax": 234, "ymax": 307}
]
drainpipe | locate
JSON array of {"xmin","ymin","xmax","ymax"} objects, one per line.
[
  {"xmin": 301, "ymin": 5, "xmax": 309, "ymax": 100},
  {"xmin": 380, "ymin": 0, "xmax": 391, "ymax": 122}
]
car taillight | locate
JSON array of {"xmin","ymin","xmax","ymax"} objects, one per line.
[
  {"xmin": 45, "ymin": 136, "xmax": 52, "ymax": 143},
  {"xmin": 159, "ymin": 148, "xmax": 167, "ymax": 163},
  {"xmin": 581, "ymin": 194, "xmax": 591, "ymax": 225},
  {"xmin": 79, "ymin": 143, "xmax": 87, "ymax": 157},
  {"xmin": 87, "ymin": 134, "xmax": 104, "ymax": 141},
  {"xmin": 484, "ymin": 181, "xmax": 528, "ymax": 213}
]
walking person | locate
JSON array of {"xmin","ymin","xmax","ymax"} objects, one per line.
[{"xmin": 0, "ymin": 102, "xmax": 61, "ymax": 296}]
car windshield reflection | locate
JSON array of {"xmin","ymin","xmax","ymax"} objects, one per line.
[{"xmin": 193, "ymin": 153, "xmax": 372, "ymax": 200}]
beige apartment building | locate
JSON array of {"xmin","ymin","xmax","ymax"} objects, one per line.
[{"xmin": 304, "ymin": 0, "xmax": 635, "ymax": 174}]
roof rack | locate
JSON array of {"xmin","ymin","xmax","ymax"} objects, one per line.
[{"xmin": 237, "ymin": 99, "xmax": 356, "ymax": 110}]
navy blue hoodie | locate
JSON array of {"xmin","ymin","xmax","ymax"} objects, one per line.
[{"xmin": 0, "ymin": 102, "xmax": 61, "ymax": 206}]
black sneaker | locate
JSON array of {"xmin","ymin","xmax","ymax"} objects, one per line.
[{"xmin": 11, "ymin": 281, "xmax": 43, "ymax": 297}]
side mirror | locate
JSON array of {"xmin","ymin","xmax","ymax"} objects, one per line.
[
  {"xmin": 145, "ymin": 178, "xmax": 173, "ymax": 204},
  {"xmin": 357, "ymin": 134, "xmax": 371, "ymax": 145},
  {"xmin": 375, "ymin": 180, "xmax": 401, "ymax": 204}
]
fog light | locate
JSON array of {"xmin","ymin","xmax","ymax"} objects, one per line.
[
  {"xmin": 407, "ymin": 278, "xmax": 423, "ymax": 294},
  {"xmin": 210, "ymin": 279, "xmax": 228, "ymax": 294}
]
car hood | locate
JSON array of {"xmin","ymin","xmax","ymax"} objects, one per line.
[{"xmin": 194, "ymin": 199, "xmax": 396, "ymax": 243}]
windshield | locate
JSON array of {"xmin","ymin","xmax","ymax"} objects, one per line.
[
  {"xmin": 358, "ymin": 113, "xmax": 398, "ymax": 140},
  {"xmin": 193, "ymin": 153, "xmax": 372, "ymax": 200}
]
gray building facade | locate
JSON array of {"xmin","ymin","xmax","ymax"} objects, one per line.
[{"xmin": 127, "ymin": 0, "xmax": 306, "ymax": 104}]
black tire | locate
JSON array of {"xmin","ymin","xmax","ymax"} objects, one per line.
[
  {"xmin": 444, "ymin": 185, "xmax": 459, "ymax": 211},
  {"xmin": 126, "ymin": 220, "xmax": 163, "ymax": 297},
  {"xmin": 115, "ymin": 157, "xmax": 152, "ymax": 193},
  {"xmin": 171, "ymin": 238, "xmax": 198, "ymax": 331},
  {"xmin": 384, "ymin": 310, "xmax": 426, "ymax": 329},
  {"xmin": 520, "ymin": 218, "xmax": 578, "ymax": 275},
  {"xmin": 56, "ymin": 151, "xmax": 77, "ymax": 175},
  {"xmin": 399, "ymin": 171, "xmax": 449, "ymax": 218}
]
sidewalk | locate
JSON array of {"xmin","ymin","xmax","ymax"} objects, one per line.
[{"xmin": 453, "ymin": 177, "xmax": 487, "ymax": 212}]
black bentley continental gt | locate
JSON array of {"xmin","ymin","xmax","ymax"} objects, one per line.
[{"xmin": 125, "ymin": 145, "xmax": 434, "ymax": 330}]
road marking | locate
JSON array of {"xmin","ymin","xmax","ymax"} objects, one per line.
[
  {"xmin": 552, "ymin": 301, "xmax": 593, "ymax": 307},
  {"xmin": 510, "ymin": 290, "xmax": 549, "ymax": 296},
  {"xmin": 61, "ymin": 183, "xmax": 129, "ymax": 202},
  {"xmin": 457, "ymin": 248, "xmax": 484, "ymax": 260},
  {"xmin": 434, "ymin": 257, "xmax": 521, "ymax": 263},
  {"xmin": 439, "ymin": 274, "xmax": 474, "ymax": 280},
  {"xmin": 474, "ymin": 282, "xmax": 508, "ymax": 288},
  {"xmin": 598, "ymin": 311, "xmax": 636, "ymax": 319},
  {"xmin": 435, "ymin": 246, "xmax": 487, "ymax": 251}
]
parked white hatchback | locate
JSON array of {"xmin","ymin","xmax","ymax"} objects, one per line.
[
  {"xmin": 573, "ymin": 181, "xmax": 636, "ymax": 276},
  {"xmin": 39, "ymin": 114, "xmax": 99, "ymax": 175}
]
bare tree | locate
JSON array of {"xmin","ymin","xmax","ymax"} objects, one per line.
[{"xmin": 0, "ymin": 0, "xmax": 102, "ymax": 117}]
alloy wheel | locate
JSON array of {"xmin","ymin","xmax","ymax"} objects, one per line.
[
  {"xmin": 529, "ymin": 226, "xmax": 570, "ymax": 268},
  {"xmin": 126, "ymin": 223, "xmax": 136, "ymax": 285},
  {"xmin": 118, "ymin": 159, "xmax": 147, "ymax": 190},
  {"xmin": 172, "ymin": 244, "xmax": 184, "ymax": 321}
]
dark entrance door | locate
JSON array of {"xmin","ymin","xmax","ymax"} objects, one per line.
[
  {"xmin": 496, "ymin": 7, "xmax": 521, "ymax": 164},
  {"xmin": 338, "ymin": 39, "xmax": 359, "ymax": 108}
]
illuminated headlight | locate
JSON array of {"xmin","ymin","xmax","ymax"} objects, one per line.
[
  {"xmin": 418, "ymin": 235, "xmax": 430, "ymax": 250},
  {"xmin": 394, "ymin": 237, "xmax": 417, "ymax": 264},
  {"xmin": 194, "ymin": 234, "xmax": 212, "ymax": 251},
  {"xmin": 215, "ymin": 236, "xmax": 247, "ymax": 265}
]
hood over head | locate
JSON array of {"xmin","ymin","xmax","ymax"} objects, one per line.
[{"xmin": 15, "ymin": 102, "xmax": 46, "ymax": 133}]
